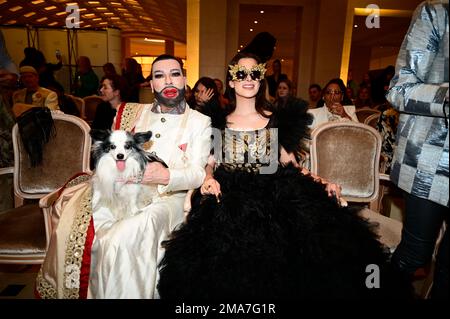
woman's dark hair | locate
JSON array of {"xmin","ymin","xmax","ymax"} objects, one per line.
[
  {"xmin": 277, "ymin": 78, "xmax": 292, "ymax": 92},
  {"xmin": 274, "ymin": 78, "xmax": 293, "ymax": 108},
  {"xmin": 103, "ymin": 62, "xmax": 117, "ymax": 75},
  {"xmin": 225, "ymin": 52, "xmax": 274, "ymax": 118},
  {"xmin": 322, "ymin": 78, "xmax": 354, "ymax": 105},
  {"xmin": 189, "ymin": 77, "xmax": 222, "ymax": 121},
  {"xmin": 101, "ymin": 74, "xmax": 130, "ymax": 101},
  {"xmin": 190, "ymin": 77, "xmax": 220, "ymax": 106}
]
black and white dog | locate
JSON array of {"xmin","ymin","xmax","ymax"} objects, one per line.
[{"xmin": 89, "ymin": 129, "xmax": 167, "ymax": 220}]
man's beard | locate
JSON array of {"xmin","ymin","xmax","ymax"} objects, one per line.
[{"xmin": 154, "ymin": 87, "xmax": 186, "ymax": 108}]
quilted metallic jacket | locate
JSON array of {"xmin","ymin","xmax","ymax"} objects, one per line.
[{"xmin": 387, "ymin": 0, "xmax": 449, "ymax": 207}]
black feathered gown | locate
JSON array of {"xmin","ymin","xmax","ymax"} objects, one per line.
[{"xmin": 157, "ymin": 101, "xmax": 412, "ymax": 299}]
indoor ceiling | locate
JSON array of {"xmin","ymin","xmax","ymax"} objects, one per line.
[{"xmin": 0, "ymin": 0, "xmax": 186, "ymax": 42}]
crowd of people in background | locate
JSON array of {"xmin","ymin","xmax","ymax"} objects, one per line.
[{"xmin": 1, "ymin": 42, "xmax": 402, "ymax": 176}]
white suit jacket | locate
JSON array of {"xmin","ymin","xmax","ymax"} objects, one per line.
[
  {"xmin": 121, "ymin": 103, "xmax": 212, "ymax": 198},
  {"xmin": 307, "ymin": 105, "xmax": 358, "ymax": 131}
]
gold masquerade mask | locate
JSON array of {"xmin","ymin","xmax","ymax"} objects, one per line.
[{"xmin": 228, "ymin": 63, "xmax": 267, "ymax": 81}]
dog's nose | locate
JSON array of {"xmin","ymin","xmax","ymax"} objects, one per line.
[{"xmin": 117, "ymin": 153, "xmax": 124, "ymax": 160}]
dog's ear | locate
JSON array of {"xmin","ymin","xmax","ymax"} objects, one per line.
[
  {"xmin": 134, "ymin": 130, "xmax": 152, "ymax": 145},
  {"xmin": 90, "ymin": 129, "xmax": 111, "ymax": 142}
]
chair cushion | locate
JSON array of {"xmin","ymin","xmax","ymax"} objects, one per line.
[{"xmin": 0, "ymin": 204, "xmax": 46, "ymax": 254}]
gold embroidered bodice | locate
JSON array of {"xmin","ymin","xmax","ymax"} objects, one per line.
[{"xmin": 215, "ymin": 127, "xmax": 278, "ymax": 173}]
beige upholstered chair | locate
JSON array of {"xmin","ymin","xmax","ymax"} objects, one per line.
[
  {"xmin": 364, "ymin": 112, "xmax": 381, "ymax": 129},
  {"xmin": 310, "ymin": 121, "xmax": 382, "ymax": 207},
  {"xmin": 66, "ymin": 94, "xmax": 85, "ymax": 119},
  {"xmin": 310, "ymin": 121, "xmax": 402, "ymax": 249},
  {"xmin": 355, "ymin": 107, "xmax": 381, "ymax": 123},
  {"xmin": 83, "ymin": 95, "xmax": 103, "ymax": 125},
  {"xmin": 0, "ymin": 113, "xmax": 91, "ymax": 264}
]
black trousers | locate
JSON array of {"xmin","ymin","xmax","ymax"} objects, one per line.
[{"xmin": 391, "ymin": 192, "xmax": 448, "ymax": 299}]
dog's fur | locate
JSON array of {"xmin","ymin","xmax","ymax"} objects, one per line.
[{"xmin": 90, "ymin": 129, "xmax": 166, "ymax": 220}]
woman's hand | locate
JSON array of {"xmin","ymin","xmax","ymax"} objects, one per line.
[
  {"xmin": 280, "ymin": 146, "xmax": 299, "ymax": 168},
  {"xmin": 302, "ymin": 169, "xmax": 347, "ymax": 207},
  {"xmin": 329, "ymin": 102, "xmax": 351, "ymax": 120},
  {"xmin": 200, "ymin": 177, "xmax": 221, "ymax": 202},
  {"xmin": 197, "ymin": 88, "xmax": 214, "ymax": 105}
]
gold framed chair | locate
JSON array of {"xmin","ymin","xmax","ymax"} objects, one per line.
[{"xmin": 0, "ymin": 113, "xmax": 91, "ymax": 264}]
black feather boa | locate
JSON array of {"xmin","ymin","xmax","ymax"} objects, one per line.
[
  {"xmin": 273, "ymin": 97, "xmax": 312, "ymax": 154},
  {"xmin": 157, "ymin": 165, "xmax": 412, "ymax": 300}
]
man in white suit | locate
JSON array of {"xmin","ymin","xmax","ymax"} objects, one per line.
[{"xmin": 36, "ymin": 54, "xmax": 212, "ymax": 299}]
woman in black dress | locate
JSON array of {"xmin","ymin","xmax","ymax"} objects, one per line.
[{"xmin": 157, "ymin": 52, "xmax": 412, "ymax": 300}]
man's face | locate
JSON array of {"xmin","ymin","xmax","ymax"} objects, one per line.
[
  {"xmin": 309, "ymin": 87, "xmax": 321, "ymax": 102},
  {"xmin": 151, "ymin": 58, "xmax": 186, "ymax": 108},
  {"xmin": 21, "ymin": 72, "xmax": 39, "ymax": 90}
]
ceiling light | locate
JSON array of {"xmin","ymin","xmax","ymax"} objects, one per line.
[
  {"xmin": 48, "ymin": 22, "xmax": 58, "ymax": 26},
  {"xmin": 24, "ymin": 12, "xmax": 37, "ymax": 17},
  {"xmin": 144, "ymin": 38, "xmax": 165, "ymax": 43},
  {"xmin": 66, "ymin": 2, "xmax": 78, "ymax": 6},
  {"xmin": 354, "ymin": 24, "xmax": 358, "ymax": 28},
  {"xmin": 45, "ymin": 6, "xmax": 57, "ymax": 11},
  {"xmin": 250, "ymin": 28, "xmax": 253, "ymax": 32},
  {"xmin": 37, "ymin": 17, "xmax": 48, "ymax": 22},
  {"xmin": 254, "ymin": 20, "xmax": 258, "ymax": 24},
  {"xmin": 31, "ymin": 0, "xmax": 44, "ymax": 4},
  {"xmin": 9, "ymin": 6, "xmax": 23, "ymax": 12},
  {"xmin": 97, "ymin": 7, "xmax": 107, "ymax": 10},
  {"xmin": 260, "ymin": 10, "xmax": 264, "ymax": 14},
  {"xmin": 56, "ymin": 11, "xmax": 68, "ymax": 16},
  {"xmin": 6, "ymin": 20, "xmax": 17, "ymax": 24},
  {"xmin": 88, "ymin": 1, "xmax": 100, "ymax": 4}
]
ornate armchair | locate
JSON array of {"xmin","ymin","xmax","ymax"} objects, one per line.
[
  {"xmin": 0, "ymin": 113, "xmax": 91, "ymax": 264},
  {"xmin": 310, "ymin": 121, "xmax": 401, "ymax": 249}
]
